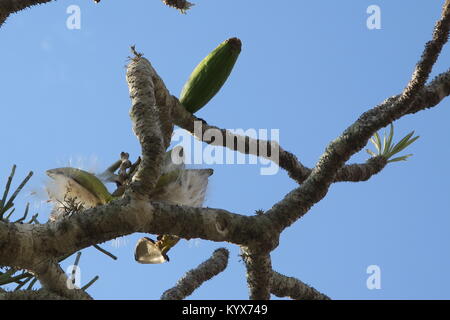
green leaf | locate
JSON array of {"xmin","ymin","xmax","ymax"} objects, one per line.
[
  {"xmin": 395, "ymin": 135, "xmax": 420, "ymax": 155},
  {"xmin": 382, "ymin": 131, "xmax": 387, "ymax": 155},
  {"xmin": 389, "ymin": 132, "xmax": 418, "ymax": 157},
  {"xmin": 370, "ymin": 137, "xmax": 378, "ymax": 152},
  {"xmin": 373, "ymin": 132, "xmax": 382, "ymax": 154},
  {"xmin": 385, "ymin": 124, "xmax": 395, "ymax": 154},
  {"xmin": 387, "ymin": 154, "xmax": 413, "ymax": 163}
]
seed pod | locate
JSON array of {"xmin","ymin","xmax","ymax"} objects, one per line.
[
  {"xmin": 134, "ymin": 235, "xmax": 180, "ymax": 264},
  {"xmin": 180, "ymin": 37, "xmax": 242, "ymax": 113},
  {"xmin": 46, "ymin": 167, "xmax": 114, "ymax": 206}
]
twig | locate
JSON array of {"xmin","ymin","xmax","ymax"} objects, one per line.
[
  {"xmin": 14, "ymin": 275, "xmax": 33, "ymax": 291},
  {"xmin": 81, "ymin": 275, "xmax": 99, "ymax": 291},
  {"xmin": 14, "ymin": 202, "xmax": 30, "ymax": 223},
  {"xmin": 71, "ymin": 252, "xmax": 82, "ymax": 286},
  {"xmin": 26, "ymin": 277, "xmax": 38, "ymax": 290},
  {"xmin": 0, "ymin": 170, "xmax": 33, "ymax": 218},
  {"xmin": 1, "ymin": 165, "xmax": 16, "ymax": 211},
  {"xmin": 93, "ymin": 244, "xmax": 118, "ymax": 260}
]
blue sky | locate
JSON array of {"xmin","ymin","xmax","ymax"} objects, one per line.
[{"xmin": 1, "ymin": 0, "xmax": 449, "ymax": 299}]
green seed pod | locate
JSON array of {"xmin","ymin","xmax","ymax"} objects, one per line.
[
  {"xmin": 46, "ymin": 167, "xmax": 114, "ymax": 206},
  {"xmin": 180, "ymin": 37, "xmax": 242, "ymax": 113}
]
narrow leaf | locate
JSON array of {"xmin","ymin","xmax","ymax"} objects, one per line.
[
  {"xmin": 373, "ymin": 132, "xmax": 382, "ymax": 153},
  {"xmin": 390, "ymin": 133, "xmax": 418, "ymax": 156},
  {"xmin": 385, "ymin": 124, "xmax": 395, "ymax": 154},
  {"xmin": 387, "ymin": 154, "xmax": 413, "ymax": 163}
]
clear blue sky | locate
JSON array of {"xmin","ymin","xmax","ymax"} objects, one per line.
[{"xmin": 1, "ymin": 0, "xmax": 449, "ymax": 299}]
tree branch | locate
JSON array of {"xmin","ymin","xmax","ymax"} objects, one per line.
[
  {"xmin": 333, "ymin": 156, "xmax": 387, "ymax": 182},
  {"xmin": 0, "ymin": 197, "xmax": 279, "ymax": 271},
  {"xmin": 172, "ymin": 93, "xmax": 392, "ymax": 184},
  {"xmin": 241, "ymin": 247, "xmax": 272, "ymax": 300},
  {"xmin": 400, "ymin": 0, "xmax": 450, "ymax": 109},
  {"xmin": 126, "ymin": 57, "xmax": 392, "ymax": 185},
  {"xmin": 126, "ymin": 49, "xmax": 173, "ymax": 198},
  {"xmin": 172, "ymin": 102, "xmax": 312, "ymax": 183},
  {"xmin": 270, "ymin": 271, "xmax": 330, "ymax": 300},
  {"xmin": 160, "ymin": 248, "xmax": 229, "ymax": 300}
]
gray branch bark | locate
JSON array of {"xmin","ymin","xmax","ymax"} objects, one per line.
[
  {"xmin": 241, "ymin": 247, "xmax": 272, "ymax": 300},
  {"xmin": 126, "ymin": 51, "xmax": 171, "ymax": 198},
  {"xmin": 270, "ymin": 271, "xmax": 330, "ymax": 300},
  {"xmin": 161, "ymin": 248, "xmax": 229, "ymax": 300}
]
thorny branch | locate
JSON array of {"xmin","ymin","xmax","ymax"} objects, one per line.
[
  {"xmin": 241, "ymin": 247, "xmax": 272, "ymax": 300},
  {"xmin": 270, "ymin": 271, "xmax": 330, "ymax": 300},
  {"xmin": 126, "ymin": 48, "xmax": 172, "ymax": 198},
  {"xmin": 161, "ymin": 248, "xmax": 229, "ymax": 300},
  {"xmin": 0, "ymin": 0, "xmax": 449, "ymax": 300}
]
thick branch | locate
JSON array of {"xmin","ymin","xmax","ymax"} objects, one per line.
[
  {"xmin": 0, "ymin": 197, "xmax": 279, "ymax": 270},
  {"xmin": 270, "ymin": 271, "xmax": 330, "ymax": 300},
  {"xmin": 161, "ymin": 248, "xmax": 229, "ymax": 300},
  {"xmin": 126, "ymin": 51, "xmax": 172, "ymax": 198},
  {"xmin": 241, "ymin": 247, "xmax": 272, "ymax": 300}
]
